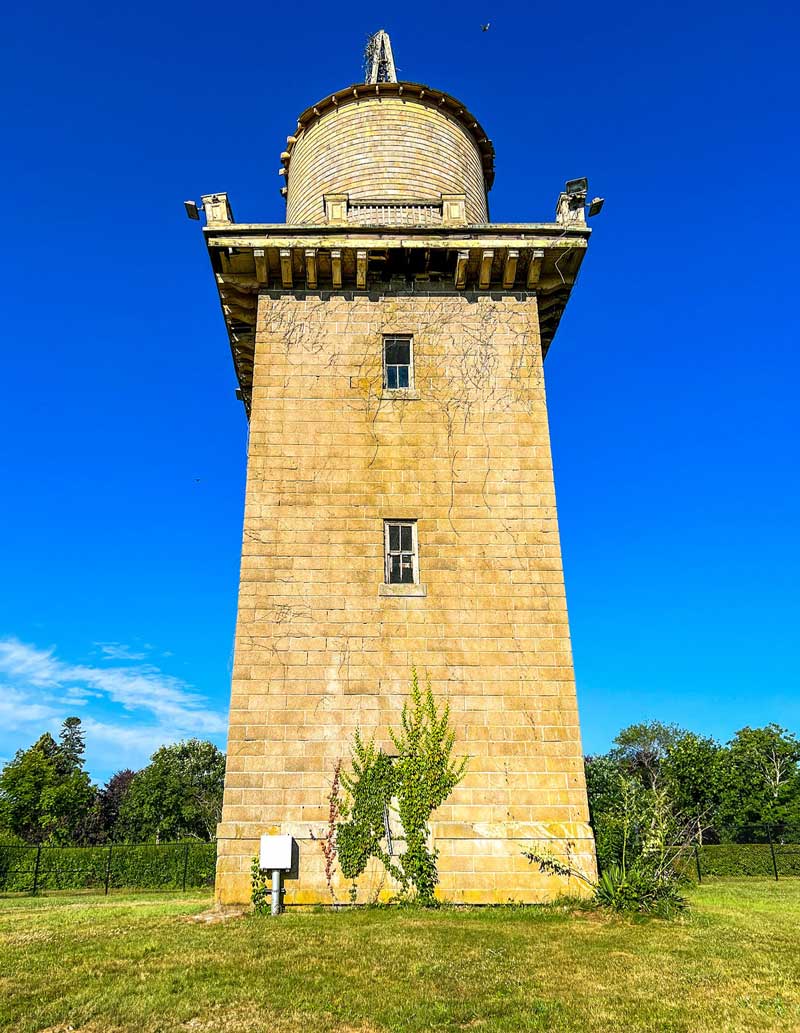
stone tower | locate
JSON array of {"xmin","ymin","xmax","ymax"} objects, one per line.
[{"xmin": 201, "ymin": 34, "xmax": 597, "ymax": 904}]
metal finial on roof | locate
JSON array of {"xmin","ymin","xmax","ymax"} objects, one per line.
[{"xmin": 364, "ymin": 30, "xmax": 397, "ymax": 83}]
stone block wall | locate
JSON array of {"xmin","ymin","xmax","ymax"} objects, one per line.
[{"xmin": 215, "ymin": 290, "xmax": 595, "ymax": 904}]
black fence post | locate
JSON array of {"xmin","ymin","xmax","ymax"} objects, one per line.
[
  {"xmin": 694, "ymin": 842, "xmax": 702, "ymax": 883},
  {"xmin": 104, "ymin": 845, "xmax": 113, "ymax": 896},
  {"xmin": 182, "ymin": 842, "xmax": 190, "ymax": 892},
  {"xmin": 767, "ymin": 824, "xmax": 779, "ymax": 881},
  {"xmin": 32, "ymin": 843, "xmax": 42, "ymax": 896}
]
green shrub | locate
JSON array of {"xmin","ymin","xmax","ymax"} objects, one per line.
[
  {"xmin": 527, "ymin": 775, "xmax": 695, "ymax": 917},
  {"xmin": 251, "ymin": 855, "xmax": 271, "ymax": 914},
  {"xmin": 0, "ymin": 841, "xmax": 216, "ymax": 893},
  {"xmin": 596, "ymin": 863, "xmax": 687, "ymax": 917},
  {"xmin": 693, "ymin": 842, "xmax": 800, "ymax": 878}
]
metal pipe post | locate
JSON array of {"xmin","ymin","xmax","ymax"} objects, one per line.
[
  {"xmin": 271, "ymin": 869, "xmax": 282, "ymax": 915},
  {"xmin": 32, "ymin": 843, "xmax": 42, "ymax": 896},
  {"xmin": 767, "ymin": 825, "xmax": 779, "ymax": 881}
]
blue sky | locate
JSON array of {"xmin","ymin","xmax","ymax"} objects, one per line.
[{"xmin": 1, "ymin": 0, "xmax": 798, "ymax": 783}]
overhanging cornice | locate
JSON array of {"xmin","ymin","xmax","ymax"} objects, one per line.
[{"xmin": 204, "ymin": 223, "xmax": 589, "ymax": 417}]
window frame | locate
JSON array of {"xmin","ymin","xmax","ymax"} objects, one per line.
[
  {"xmin": 382, "ymin": 334, "xmax": 414, "ymax": 391},
  {"xmin": 383, "ymin": 519, "xmax": 419, "ymax": 586}
]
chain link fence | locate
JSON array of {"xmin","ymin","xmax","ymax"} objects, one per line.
[
  {"xmin": 3, "ymin": 827, "xmax": 798, "ymax": 896},
  {"xmin": 0, "ymin": 841, "xmax": 216, "ymax": 896},
  {"xmin": 689, "ymin": 824, "xmax": 800, "ymax": 882}
]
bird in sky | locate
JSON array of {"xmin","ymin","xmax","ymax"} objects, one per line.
[{"xmin": 481, "ymin": 22, "xmax": 491, "ymax": 31}]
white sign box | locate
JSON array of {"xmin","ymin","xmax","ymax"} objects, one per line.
[{"xmin": 260, "ymin": 834, "xmax": 293, "ymax": 871}]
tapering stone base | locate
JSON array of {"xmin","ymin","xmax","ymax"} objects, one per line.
[{"xmin": 215, "ymin": 821, "xmax": 596, "ymax": 906}]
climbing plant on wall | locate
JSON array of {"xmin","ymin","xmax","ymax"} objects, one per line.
[{"xmin": 336, "ymin": 669, "xmax": 468, "ymax": 904}]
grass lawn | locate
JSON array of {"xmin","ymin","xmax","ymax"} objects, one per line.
[{"xmin": 1, "ymin": 880, "xmax": 799, "ymax": 1033}]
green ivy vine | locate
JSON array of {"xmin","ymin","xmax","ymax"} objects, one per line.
[
  {"xmin": 336, "ymin": 669, "xmax": 467, "ymax": 904},
  {"xmin": 250, "ymin": 854, "xmax": 271, "ymax": 914}
]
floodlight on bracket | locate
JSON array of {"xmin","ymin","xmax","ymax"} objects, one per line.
[
  {"xmin": 565, "ymin": 177, "xmax": 589, "ymax": 196},
  {"xmin": 562, "ymin": 179, "xmax": 605, "ymax": 218},
  {"xmin": 184, "ymin": 200, "xmax": 201, "ymax": 221},
  {"xmin": 587, "ymin": 197, "xmax": 605, "ymax": 217}
]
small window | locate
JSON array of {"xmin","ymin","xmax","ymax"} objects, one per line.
[
  {"xmin": 383, "ymin": 335, "xmax": 413, "ymax": 390},
  {"xmin": 384, "ymin": 520, "xmax": 418, "ymax": 584}
]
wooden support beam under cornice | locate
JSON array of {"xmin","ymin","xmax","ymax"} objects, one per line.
[
  {"xmin": 502, "ymin": 249, "xmax": 519, "ymax": 289},
  {"xmin": 527, "ymin": 248, "xmax": 544, "ymax": 288},
  {"xmin": 223, "ymin": 301, "xmax": 255, "ymax": 325},
  {"xmin": 455, "ymin": 250, "xmax": 469, "ymax": 289},
  {"xmin": 331, "ymin": 249, "xmax": 342, "ymax": 289},
  {"xmin": 479, "ymin": 249, "xmax": 494, "ymax": 290},
  {"xmin": 280, "ymin": 248, "xmax": 293, "ymax": 288},
  {"xmin": 253, "ymin": 248, "xmax": 268, "ymax": 284},
  {"xmin": 304, "ymin": 248, "xmax": 318, "ymax": 289},
  {"xmin": 356, "ymin": 249, "xmax": 368, "ymax": 290}
]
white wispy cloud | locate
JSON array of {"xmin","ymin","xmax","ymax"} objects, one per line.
[
  {"xmin": 0, "ymin": 636, "xmax": 228, "ymax": 779},
  {"xmin": 95, "ymin": 642, "xmax": 148, "ymax": 661},
  {"xmin": 0, "ymin": 686, "xmax": 59, "ymax": 729},
  {"xmin": 0, "ymin": 638, "xmax": 63, "ymax": 688}
]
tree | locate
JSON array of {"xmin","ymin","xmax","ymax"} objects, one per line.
[
  {"xmin": 116, "ymin": 740, "xmax": 225, "ymax": 842},
  {"xmin": 584, "ymin": 754, "xmax": 626, "ymax": 870},
  {"xmin": 0, "ymin": 740, "xmax": 58, "ymax": 842},
  {"xmin": 57, "ymin": 717, "xmax": 86, "ymax": 774},
  {"xmin": 32, "ymin": 732, "xmax": 59, "ymax": 760},
  {"xmin": 77, "ymin": 768, "xmax": 136, "ymax": 844},
  {"xmin": 717, "ymin": 725, "xmax": 800, "ymax": 838},
  {"xmin": 0, "ymin": 721, "xmax": 95, "ymax": 844},
  {"xmin": 585, "ymin": 754, "xmax": 624, "ymax": 818},
  {"xmin": 661, "ymin": 731, "xmax": 722, "ymax": 842},
  {"xmin": 97, "ymin": 769, "xmax": 136, "ymax": 841},
  {"xmin": 588, "ymin": 729, "xmax": 724, "ymax": 858},
  {"xmin": 610, "ymin": 721, "xmax": 684, "ymax": 789}
]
